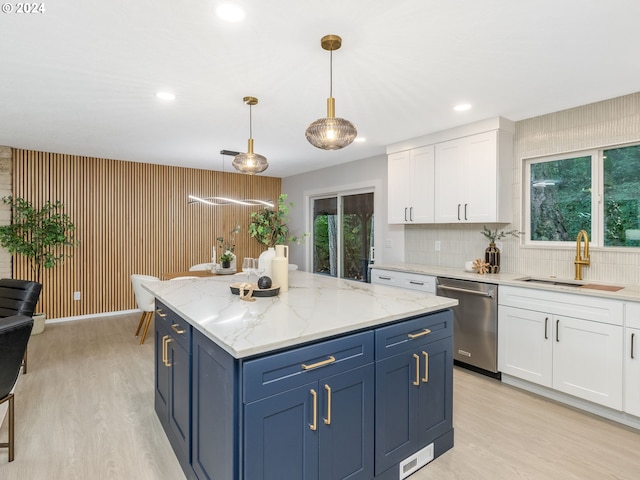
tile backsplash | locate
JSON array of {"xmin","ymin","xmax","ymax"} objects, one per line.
[{"xmin": 405, "ymin": 92, "xmax": 640, "ymax": 285}]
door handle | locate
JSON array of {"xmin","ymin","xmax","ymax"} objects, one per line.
[
  {"xmin": 404, "ymin": 207, "xmax": 408, "ymax": 222},
  {"xmin": 457, "ymin": 204, "xmax": 461, "ymax": 221},
  {"xmin": 410, "ymin": 206, "xmax": 414, "ymax": 222},
  {"xmin": 556, "ymin": 319, "xmax": 560, "ymax": 342},
  {"xmin": 632, "ymin": 332, "xmax": 635, "ymax": 359},
  {"xmin": 162, "ymin": 336, "xmax": 173, "ymax": 367},
  {"xmin": 544, "ymin": 317, "xmax": 549, "ymax": 340},
  {"xmin": 309, "ymin": 389, "xmax": 317, "ymax": 431},
  {"xmin": 156, "ymin": 309, "xmax": 167, "ymax": 317},
  {"xmin": 464, "ymin": 203, "xmax": 468, "ymax": 220},
  {"xmin": 412, "ymin": 353, "xmax": 420, "ymax": 386},
  {"xmin": 422, "ymin": 351, "xmax": 429, "ymax": 383},
  {"xmin": 323, "ymin": 384, "xmax": 332, "ymax": 425}
]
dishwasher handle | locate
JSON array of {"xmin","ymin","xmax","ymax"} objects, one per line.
[{"xmin": 437, "ymin": 284, "xmax": 495, "ymax": 299}]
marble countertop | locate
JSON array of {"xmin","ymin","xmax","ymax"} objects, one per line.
[
  {"xmin": 372, "ymin": 263, "xmax": 640, "ymax": 302},
  {"xmin": 143, "ymin": 270, "xmax": 457, "ymax": 359}
]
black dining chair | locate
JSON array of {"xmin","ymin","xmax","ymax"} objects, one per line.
[
  {"xmin": 0, "ymin": 279, "xmax": 43, "ymax": 373},
  {"xmin": 0, "ymin": 314, "xmax": 34, "ymax": 462}
]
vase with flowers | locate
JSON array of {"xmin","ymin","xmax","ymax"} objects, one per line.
[
  {"xmin": 480, "ymin": 225, "xmax": 522, "ymax": 273},
  {"xmin": 217, "ymin": 224, "xmax": 240, "ymax": 270}
]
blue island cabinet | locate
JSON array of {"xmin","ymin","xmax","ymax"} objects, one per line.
[
  {"xmin": 243, "ymin": 331, "xmax": 375, "ymax": 480},
  {"xmin": 154, "ymin": 302, "xmax": 192, "ymax": 476},
  {"xmin": 155, "ymin": 302, "xmax": 454, "ymax": 480}
]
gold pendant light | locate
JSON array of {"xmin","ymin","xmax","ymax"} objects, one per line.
[
  {"xmin": 232, "ymin": 96, "xmax": 269, "ymax": 175},
  {"xmin": 305, "ymin": 34, "xmax": 357, "ymax": 150}
]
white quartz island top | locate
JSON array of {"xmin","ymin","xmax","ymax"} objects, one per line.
[{"xmin": 144, "ymin": 270, "xmax": 457, "ymax": 359}]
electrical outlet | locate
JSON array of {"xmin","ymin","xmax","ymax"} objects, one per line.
[
  {"xmin": 73, "ymin": 291, "xmax": 81, "ymax": 301},
  {"xmin": 435, "ymin": 240, "xmax": 441, "ymax": 251}
]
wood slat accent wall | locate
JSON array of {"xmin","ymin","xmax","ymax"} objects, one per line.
[{"xmin": 11, "ymin": 149, "xmax": 281, "ymax": 318}]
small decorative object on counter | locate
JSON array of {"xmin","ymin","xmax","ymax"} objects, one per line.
[
  {"xmin": 480, "ymin": 225, "xmax": 523, "ymax": 274},
  {"xmin": 272, "ymin": 245, "xmax": 289, "ymax": 292},
  {"xmin": 258, "ymin": 247, "xmax": 276, "ymax": 277},
  {"xmin": 472, "ymin": 258, "xmax": 490, "ymax": 275},
  {"xmin": 257, "ymin": 276, "xmax": 272, "ymax": 289}
]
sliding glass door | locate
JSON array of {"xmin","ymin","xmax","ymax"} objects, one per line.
[{"xmin": 312, "ymin": 192, "xmax": 374, "ymax": 282}]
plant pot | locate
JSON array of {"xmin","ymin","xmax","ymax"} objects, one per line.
[
  {"xmin": 31, "ymin": 312, "xmax": 46, "ymax": 335},
  {"xmin": 221, "ymin": 260, "xmax": 231, "ymax": 269}
]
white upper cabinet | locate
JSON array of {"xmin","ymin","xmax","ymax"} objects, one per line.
[
  {"xmin": 434, "ymin": 130, "xmax": 512, "ymax": 223},
  {"xmin": 387, "ymin": 117, "xmax": 514, "ymax": 225},
  {"xmin": 387, "ymin": 145, "xmax": 434, "ymax": 224}
]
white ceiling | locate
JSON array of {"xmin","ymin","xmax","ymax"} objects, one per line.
[{"xmin": 2, "ymin": 0, "xmax": 640, "ymax": 178}]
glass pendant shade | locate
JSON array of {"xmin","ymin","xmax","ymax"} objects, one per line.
[
  {"xmin": 306, "ymin": 98, "xmax": 357, "ymax": 150},
  {"xmin": 305, "ymin": 35, "xmax": 357, "ymax": 150},
  {"xmin": 232, "ymin": 96, "xmax": 268, "ymax": 175},
  {"xmin": 232, "ymin": 139, "xmax": 269, "ymax": 175}
]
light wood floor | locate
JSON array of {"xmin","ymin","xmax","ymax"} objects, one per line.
[{"xmin": 1, "ymin": 313, "xmax": 639, "ymax": 479}]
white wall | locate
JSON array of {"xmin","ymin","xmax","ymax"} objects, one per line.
[{"xmin": 282, "ymin": 154, "xmax": 405, "ymax": 271}]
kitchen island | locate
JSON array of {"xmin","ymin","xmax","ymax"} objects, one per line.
[{"xmin": 144, "ymin": 271, "xmax": 457, "ymax": 480}]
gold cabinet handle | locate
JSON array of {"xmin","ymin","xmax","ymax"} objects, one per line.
[
  {"xmin": 162, "ymin": 335, "xmax": 169, "ymax": 366},
  {"xmin": 156, "ymin": 309, "xmax": 167, "ymax": 318},
  {"xmin": 171, "ymin": 323, "xmax": 186, "ymax": 335},
  {"xmin": 164, "ymin": 337, "xmax": 173, "ymax": 367},
  {"xmin": 302, "ymin": 355, "xmax": 336, "ymax": 371},
  {"xmin": 408, "ymin": 328, "xmax": 432, "ymax": 339},
  {"xmin": 323, "ymin": 384, "xmax": 332, "ymax": 425},
  {"xmin": 422, "ymin": 351, "xmax": 429, "ymax": 383},
  {"xmin": 412, "ymin": 353, "xmax": 420, "ymax": 386},
  {"xmin": 309, "ymin": 389, "xmax": 317, "ymax": 431}
]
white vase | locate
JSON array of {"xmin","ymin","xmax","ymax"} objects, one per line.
[
  {"xmin": 258, "ymin": 247, "xmax": 276, "ymax": 278},
  {"xmin": 272, "ymin": 245, "xmax": 289, "ymax": 292}
]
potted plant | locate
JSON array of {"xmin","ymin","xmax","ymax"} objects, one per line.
[
  {"xmin": 216, "ymin": 224, "xmax": 240, "ymax": 270},
  {"xmin": 480, "ymin": 225, "xmax": 522, "ymax": 273},
  {"xmin": 0, "ymin": 196, "xmax": 78, "ymax": 333}
]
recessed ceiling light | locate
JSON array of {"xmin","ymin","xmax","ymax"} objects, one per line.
[
  {"xmin": 156, "ymin": 91, "xmax": 176, "ymax": 101},
  {"xmin": 354, "ymin": 137, "xmax": 366, "ymax": 143},
  {"xmin": 216, "ymin": 3, "xmax": 245, "ymax": 22},
  {"xmin": 454, "ymin": 103, "xmax": 472, "ymax": 112}
]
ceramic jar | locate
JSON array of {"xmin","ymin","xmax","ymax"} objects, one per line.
[{"xmin": 272, "ymin": 245, "xmax": 289, "ymax": 292}]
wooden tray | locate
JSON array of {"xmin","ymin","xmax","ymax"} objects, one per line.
[{"xmin": 230, "ymin": 282, "xmax": 280, "ymax": 297}]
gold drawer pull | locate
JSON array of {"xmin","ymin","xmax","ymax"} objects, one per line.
[
  {"xmin": 162, "ymin": 335, "xmax": 173, "ymax": 367},
  {"xmin": 171, "ymin": 323, "xmax": 186, "ymax": 335},
  {"xmin": 408, "ymin": 328, "xmax": 432, "ymax": 339},
  {"xmin": 413, "ymin": 353, "xmax": 420, "ymax": 386},
  {"xmin": 156, "ymin": 309, "xmax": 167, "ymax": 318},
  {"xmin": 302, "ymin": 355, "xmax": 336, "ymax": 370},
  {"xmin": 309, "ymin": 389, "xmax": 317, "ymax": 431}
]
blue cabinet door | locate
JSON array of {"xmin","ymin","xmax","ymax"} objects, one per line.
[
  {"xmin": 417, "ymin": 337, "xmax": 453, "ymax": 446},
  {"xmin": 167, "ymin": 337, "xmax": 190, "ymax": 463},
  {"xmin": 192, "ymin": 329, "xmax": 238, "ymax": 480},
  {"xmin": 374, "ymin": 350, "xmax": 420, "ymax": 475},
  {"xmin": 244, "ymin": 382, "xmax": 319, "ymax": 480},
  {"xmin": 155, "ymin": 321, "xmax": 170, "ymax": 426},
  {"xmin": 318, "ymin": 364, "xmax": 375, "ymax": 480}
]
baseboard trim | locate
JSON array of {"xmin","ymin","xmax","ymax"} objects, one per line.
[
  {"xmin": 501, "ymin": 374, "xmax": 640, "ymax": 431},
  {"xmin": 46, "ymin": 309, "xmax": 139, "ymax": 324}
]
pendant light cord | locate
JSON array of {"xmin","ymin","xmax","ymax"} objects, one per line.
[{"xmin": 329, "ymin": 48, "xmax": 333, "ymax": 98}]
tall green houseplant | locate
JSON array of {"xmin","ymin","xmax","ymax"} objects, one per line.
[
  {"xmin": 0, "ymin": 196, "xmax": 77, "ymax": 285},
  {"xmin": 248, "ymin": 194, "xmax": 292, "ymax": 248}
]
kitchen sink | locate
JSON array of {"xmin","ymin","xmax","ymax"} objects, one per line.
[
  {"xmin": 515, "ymin": 277, "xmax": 584, "ymax": 287},
  {"xmin": 515, "ymin": 277, "xmax": 624, "ymax": 291}
]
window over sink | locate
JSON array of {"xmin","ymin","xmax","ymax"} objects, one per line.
[{"xmin": 524, "ymin": 143, "xmax": 640, "ymax": 247}]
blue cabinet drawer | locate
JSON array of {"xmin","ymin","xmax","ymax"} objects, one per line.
[
  {"xmin": 243, "ymin": 331, "xmax": 374, "ymax": 404},
  {"xmin": 375, "ymin": 310, "xmax": 452, "ymax": 360},
  {"xmin": 155, "ymin": 301, "xmax": 191, "ymax": 351}
]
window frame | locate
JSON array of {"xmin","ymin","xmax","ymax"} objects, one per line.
[{"xmin": 523, "ymin": 148, "xmax": 603, "ymax": 247}]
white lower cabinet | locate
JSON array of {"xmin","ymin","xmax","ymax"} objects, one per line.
[
  {"xmin": 370, "ymin": 268, "xmax": 436, "ymax": 294},
  {"xmin": 499, "ymin": 286, "xmax": 623, "ymax": 410},
  {"xmin": 624, "ymin": 302, "xmax": 640, "ymax": 417}
]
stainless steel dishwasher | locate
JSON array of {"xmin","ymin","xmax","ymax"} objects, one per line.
[{"xmin": 436, "ymin": 277, "xmax": 499, "ymax": 376}]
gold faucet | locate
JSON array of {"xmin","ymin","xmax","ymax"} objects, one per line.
[{"xmin": 574, "ymin": 229, "xmax": 590, "ymax": 280}]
